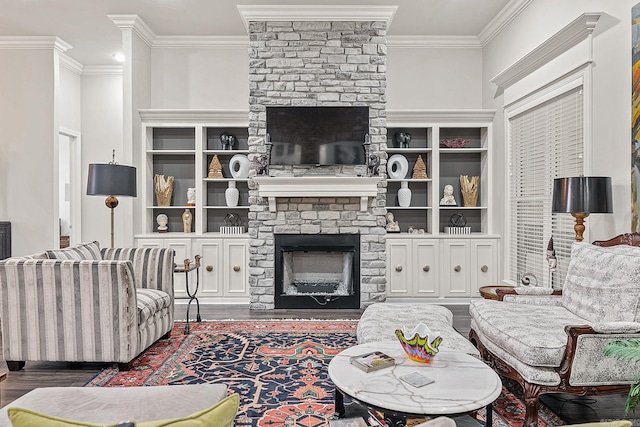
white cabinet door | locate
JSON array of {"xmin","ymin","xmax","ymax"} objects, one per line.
[
  {"xmin": 224, "ymin": 239, "xmax": 249, "ymax": 296},
  {"xmin": 471, "ymin": 239, "xmax": 498, "ymax": 296},
  {"xmin": 195, "ymin": 239, "xmax": 223, "ymax": 298},
  {"xmin": 136, "ymin": 238, "xmax": 163, "ymax": 248},
  {"xmin": 442, "ymin": 240, "xmax": 470, "ymax": 297},
  {"xmin": 414, "ymin": 240, "xmax": 439, "ymax": 296},
  {"xmin": 386, "ymin": 239, "xmax": 411, "ymax": 297}
]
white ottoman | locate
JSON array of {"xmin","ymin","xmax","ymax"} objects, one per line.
[
  {"xmin": 0, "ymin": 384, "xmax": 228, "ymax": 426},
  {"xmin": 357, "ymin": 303, "xmax": 480, "ymax": 357}
]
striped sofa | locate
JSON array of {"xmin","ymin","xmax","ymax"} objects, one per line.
[{"xmin": 0, "ymin": 241, "xmax": 175, "ymax": 371}]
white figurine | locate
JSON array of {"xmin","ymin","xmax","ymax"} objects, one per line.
[
  {"xmin": 186, "ymin": 188, "xmax": 196, "ymax": 206},
  {"xmin": 440, "ymin": 184, "xmax": 457, "ymax": 206},
  {"xmin": 385, "ymin": 212, "xmax": 400, "ymax": 232},
  {"xmin": 156, "ymin": 214, "xmax": 168, "ymax": 233}
]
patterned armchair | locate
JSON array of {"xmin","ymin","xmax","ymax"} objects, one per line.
[
  {"xmin": 469, "ymin": 237, "xmax": 640, "ymax": 427},
  {"xmin": 0, "ymin": 241, "xmax": 174, "ymax": 371}
]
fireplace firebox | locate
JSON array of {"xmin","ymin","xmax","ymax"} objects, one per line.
[{"xmin": 275, "ymin": 234, "xmax": 360, "ymax": 309}]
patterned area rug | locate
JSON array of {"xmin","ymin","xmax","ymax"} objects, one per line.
[{"xmin": 85, "ymin": 321, "xmax": 564, "ymax": 426}]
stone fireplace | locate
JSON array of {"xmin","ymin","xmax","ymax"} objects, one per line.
[{"xmin": 245, "ymin": 15, "xmax": 389, "ymax": 309}]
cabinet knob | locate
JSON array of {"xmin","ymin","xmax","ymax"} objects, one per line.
[
  {"xmin": 423, "ymin": 265, "xmax": 430, "ymax": 272},
  {"xmin": 481, "ymin": 265, "xmax": 488, "ymax": 273},
  {"xmin": 233, "ymin": 265, "xmax": 241, "ymax": 272},
  {"xmin": 454, "ymin": 265, "xmax": 461, "ymax": 272},
  {"xmin": 206, "ymin": 265, "xmax": 213, "ymax": 272},
  {"xmin": 395, "ymin": 265, "xmax": 403, "ymax": 272}
]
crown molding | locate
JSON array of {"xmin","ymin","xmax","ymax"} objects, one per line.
[
  {"xmin": 108, "ymin": 14, "xmax": 156, "ymax": 47},
  {"xmin": 387, "ymin": 109, "xmax": 496, "ymax": 125},
  {"xmin": 491, "ymin": 13, "xmax": 601, "ymax": 90},
  {"xmin": 139, "ymin": 109, "xmax": 249, "ymax": 125},
  {"xmin": 82, "ymin": 65, "xmax": 123, "ymax": 76},
  {"xmin": 60, "ymin": 53, "xmax": 83, "ymax": 74},
  {"xmin": 153, "ymin": 36, "xmax": 249, "ymax": 49},
  {"xmin": 387, "ymin": 35, "xmax": 481, "ymax": 49},
  {"xmin": 0, "ymin": 36, "xmax": 72, "ymax": 52},
  {"xmin": 237, "ymin": 5, "xmax": 397, "ymax": 32},
  {"xmin": 479, "ymin": 0, "xmax": 534, "ymax": 46}
]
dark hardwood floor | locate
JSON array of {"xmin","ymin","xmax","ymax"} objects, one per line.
[{"xmin": 0, "ymin": 304, "xmax": 633, "ymax": 425}]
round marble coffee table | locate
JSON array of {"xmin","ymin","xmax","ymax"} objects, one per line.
[{"xmin": 328, "ymin": 340, "xmax": 501, "ymax": 426}]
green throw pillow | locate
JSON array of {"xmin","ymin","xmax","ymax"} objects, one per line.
[{"xmin": 8, "ymin": 393, "xmax": 239, "ymax": 427}]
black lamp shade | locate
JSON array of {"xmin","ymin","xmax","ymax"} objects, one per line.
[
  {"xmin": 87, "ymin": 164, "xmax": 137, "ymax": 197},
  {"xmin": 551, "ymin": 176, "xmax": 612, "ymax": 214}
]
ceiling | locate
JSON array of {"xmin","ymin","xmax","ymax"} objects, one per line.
[{"xmin": 0, "ymin": 0, "xmax": 512, "ymax": 66}]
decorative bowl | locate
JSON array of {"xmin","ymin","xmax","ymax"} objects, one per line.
[
  {"xmin": 440, "ymin": 138, "xmax": 470, "ymax": 149},
  {"xmin": 395, "ymin": 323, "xmax": 443, "ymax": 363}
]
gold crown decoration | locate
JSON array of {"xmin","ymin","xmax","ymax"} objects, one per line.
[{"xmin": 412, "ymin": 155, "xmax": 427, "ymax": 179}]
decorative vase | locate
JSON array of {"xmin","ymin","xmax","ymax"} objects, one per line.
[
  {"xmin": 387, "ymin": 154, "xmax": 409, "ymax": 179},
  {"xmin": 182, "ymin": 209, "xmax": 193, "ymax": 233},
  {"xmin": 398, "ymin": 181, "xmax": 412, "ymax": 207},
  {"xmin": 154, "ymin": 174, "xmax": 174, "ymax": 206},
  {"xmin": 225, "ymin": 181, "xmax": 239, "ymax": 207},
  {"xmin": 229, "ymin": 154, "xmax": 250, "ymax": 179}
]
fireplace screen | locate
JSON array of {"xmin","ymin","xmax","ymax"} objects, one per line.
[
  {"xmin": 282, "ymin": 251, "xmax": 353, "ymax": 296},
  {"xmin": 275, "ymin": 234, "xmax": 360, "ymax": 309}
]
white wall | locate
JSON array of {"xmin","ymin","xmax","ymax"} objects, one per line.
[
  {"xmin": 483, "ymin": 0, "xmax": 635, "ymax": 244},
  {"xmin": 150, "ymin": 47, "xmax": 250, "ymax": 109},
  {"xmin": 0, "ymin": 49, "xmax": 58, "ymax": 255},
  {"xmin": 387, "ymin": 46, "xmax": 483, "ymax": 109},
  {"xmin": 60, "ymin": 66, "xmax": 81, "ymax": 131},
  {"xmin": 80, "ymin": 73, "xmax": 123, "ymax": 246}
]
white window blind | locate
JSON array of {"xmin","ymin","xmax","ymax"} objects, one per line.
[{"xmin": 509, "ymin": 86, "xmax": 584, "ymax": 288}]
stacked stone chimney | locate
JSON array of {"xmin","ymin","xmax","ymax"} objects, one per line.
[{"xmin": 247, "ymin": 19, "xmax": 388, "ymax": 309}]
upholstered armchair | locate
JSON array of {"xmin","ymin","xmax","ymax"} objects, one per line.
[
  {"xmin": 469, "ymin": 237, "xmax": 640, "ymax": 427},
  {"xmin": 0, "ymin": 241, "xmax": 174, "ymax": 371}
]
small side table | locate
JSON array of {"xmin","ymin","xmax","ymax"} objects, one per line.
[
  {"xmin": 479, "ymin": 285, "xmax": 515, "ymax": 300},
  {"xmin": 174, "ymin": 255, "xmax": 202, "ymax": 334}
]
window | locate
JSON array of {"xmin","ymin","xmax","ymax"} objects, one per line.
[{"xmin": 508, "ymin": 86, "xmax": 584, "ymax": 288}]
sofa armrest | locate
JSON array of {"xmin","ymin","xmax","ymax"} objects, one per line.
[
  {"xmin": 497, "ymin": 287, "xmax": 562, "ymax": 301},
  {"xmin": 0, "ymin": 259, "xmax": 138, "ymax": 363},
  {"xmin": 102, "ymin": 247, "xmax": 175, "ymax": 300},
  {"xmin": 560, "ymin": 325, "xmax": 640, "ymax": 386},
  {"xmin": 500, "ymin": 294, "xmax": 565, "ymax": 306}
]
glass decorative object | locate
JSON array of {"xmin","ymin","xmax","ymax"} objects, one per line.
[{"xmin": 395, "ymin": 323, "xmax": 443, "ymax": 363}]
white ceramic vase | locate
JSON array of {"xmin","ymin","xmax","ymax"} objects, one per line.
[
  {"xmin": 229, "ymin": 154, "xmax": 250, "ymax": 179},
  {"xmin": 398, "ymin": 181, "xmax": 412, "ymax": 207},
  {"xmin": 225, "ymin": 181, "xmax": 239, "ymax": 207}
]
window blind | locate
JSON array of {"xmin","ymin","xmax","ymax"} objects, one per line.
[{"xmin": 508, "ymin": 86, "xmax": 584, "ymax": 288}]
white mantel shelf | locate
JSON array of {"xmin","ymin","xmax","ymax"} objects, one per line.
[{"xmin": 253, "ymin": 176, "xmax": 382, "ymax": 212}]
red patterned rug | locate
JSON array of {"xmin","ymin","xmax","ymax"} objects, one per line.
[{"xmin": 84, "ymin": 321, "xmax": 564, "ymax": 426}]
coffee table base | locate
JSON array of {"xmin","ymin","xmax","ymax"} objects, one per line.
[{"xmin": 334, "ymin": 386, "xmax": 492, "ymax": 427}]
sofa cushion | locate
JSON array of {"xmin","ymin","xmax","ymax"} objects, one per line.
[
  {"xmin": 562, "ymin": 243, "xmax": 640, "ymax": 323},
  {"xmin": 469, "ymin": 299, "xmax": 587, "ymax": 367},
  {"xmin": 137, "ymin": 289, "xmax": 172, "ymax": 325},
  {"xmin": 0, "ymin": 385, "xmax": 229, "ymax": 426},
  {"xmin": 7, "ymin": 393, "xmax": 238, "ymax": 427},
  {"xmin": 46, "ymin": 241, "xmax": 102, "ymax": 261},
  {"xmin": 357, "ymin": 303, "xmax": 479, "ymax": 357}
]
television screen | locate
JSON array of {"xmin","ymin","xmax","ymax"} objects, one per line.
[{"xmin": 266, "ymin": 106, "xmax": 369, "ymax": 165}]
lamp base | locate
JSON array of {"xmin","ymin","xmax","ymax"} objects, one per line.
[{"xmin": 571, "ymin": 212, "xmax": 589, "ymax": 242}]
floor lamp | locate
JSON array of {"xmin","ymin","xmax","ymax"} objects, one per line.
[
  {"xmin": 551, "ymin": 176, "xmax": 613, "ymax": 242},
  {"xmin": 86, "ymin": 151, "xmax": 137, "ymax": 248}
]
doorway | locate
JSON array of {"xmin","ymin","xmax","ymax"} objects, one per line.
[{"xmin": 58, "ymin": 128, "xmax": 81, "ymax": 247}]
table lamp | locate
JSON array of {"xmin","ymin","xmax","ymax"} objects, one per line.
[
  {"xmin": 86, "ymin": 150, "xmax": 137, "ymax": 248},
  {"xmin": 551, "ymin": 176, "xmax": 612, "ymax": 242}
]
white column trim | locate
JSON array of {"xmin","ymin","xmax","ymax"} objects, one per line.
[
  {"xmin": 108, "ymin": 14, "xmax": 156, "ymax": 47},
  {"xmin": 237, "ymin": 5, "xmax": 397, "ymax": 32}
]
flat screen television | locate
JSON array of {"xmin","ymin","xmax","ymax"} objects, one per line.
[{"xmin": 266, "ymin": 106, "xmax": 369, "ymax": 166}]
